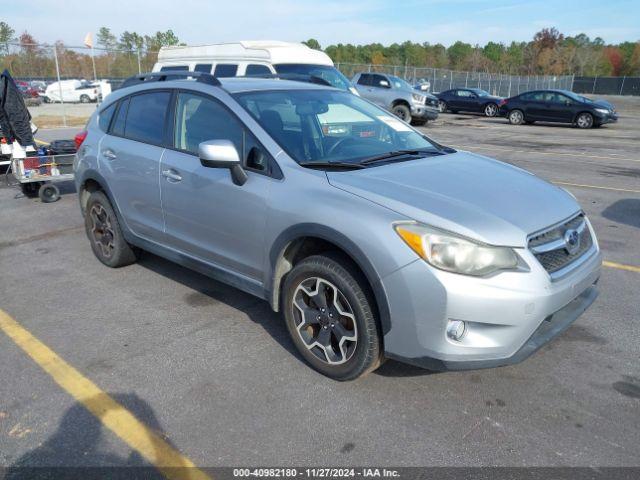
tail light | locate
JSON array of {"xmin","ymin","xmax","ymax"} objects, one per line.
[
  {"xmin": 498, "ymin": 99, "xmax": 507, "ymax": 107},
  {"xmin": 74, "ymin": 130, "xmax": 88, "ymax": 150}
]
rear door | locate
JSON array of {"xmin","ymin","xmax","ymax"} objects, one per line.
[
  {"xmin": 99, "ymin": 91, "xmax": 171, "ymax": 240},
  {"xmin": 524, "ymin": 91, "xmax": 548, "ymax": 120},
  {"xmin": 160, "ymin": 91, "xmax": 272, "ymax": 281},
  {"xmin": 367, "ymin": 74, "xmax": 393, "ymax": 107}
]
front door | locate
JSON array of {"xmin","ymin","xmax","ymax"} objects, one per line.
[
  {"xmin": 99, "ymin": 91, "xmax": 171, "ymax": 240},
  {"xmin": 160, "ymin": 91, "xmax": 271, "ymax": 281}
]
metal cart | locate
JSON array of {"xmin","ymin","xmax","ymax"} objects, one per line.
[{"xmin": 10, "ymin": 152, "xmax": 75, "ymax": 203}]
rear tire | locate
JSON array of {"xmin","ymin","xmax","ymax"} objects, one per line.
[
  {"xmin": 508, "ymin": 109, "xmax": 525, "ymax": 125},
  {"xmin": 576, "ymin": 112, "xmax": 594, "ymax": 129},
  {"xmin": 484, "ymin": 103, "xmax": 498, "ymax": 117},
  {"xmin": 84, "ymin": 190, "xmax": 138, "ymax": 268},
  {"xmin": 438, "ymin": 100, "xmax": 447, "ymax": 113},
  {"xmin": 283, "ymin": 253, "xmax": 383, "ymax": 381},
  {"xmin": 392, "ymin": 104, "xmax": 411, "ymax": 122}
]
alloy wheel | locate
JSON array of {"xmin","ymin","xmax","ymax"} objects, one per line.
[
  {"xmin": 438, "ymin": 101, "xmax": 447, "ymax": 113},
  {"xmin": 510, "ymin": 110, "xmax": 523, "ymax": 124},
  {"xmin": 291, "ymin": 277, "xmax": 358, "ymax": 365},
  {"xmin": 485, "ymin": 103, "xmax": 498, "ymax": 117},
  {"xmin": 577, "ymin": 113, "xmax": 593, "ymax": 128},
  {"xmin": 89, "ymin": 204, "xmax": 115, "ymax": 258}
]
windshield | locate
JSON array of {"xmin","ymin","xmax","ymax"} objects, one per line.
[
  {"xmin": 388, "ymin": 75, "xmax": 413, "ymax": 91},
  {"xmin": 470, "ymin": 88, "xmax": 490, "ymax": 97},
  {"xmin": 559, "ymin": 90, "xmax": 588, "ymax": 103},
  {"xmin": 234, "ymin": 89, "xmax": 442, "ymax": 165},
  {"xmin": 274, "ymin": 64, "xmax": 351, "ymax": 91}
]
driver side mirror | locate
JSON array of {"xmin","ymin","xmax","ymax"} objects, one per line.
[{"xmin": 198, "ymin": 139, "xmax": 247, "ymax": 186}]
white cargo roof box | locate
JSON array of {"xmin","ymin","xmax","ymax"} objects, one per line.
[{"xmin": 156, "ymin": 41, "xmax": 334, "ymax": 66}]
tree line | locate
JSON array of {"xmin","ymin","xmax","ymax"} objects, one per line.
[
  {"xmin": 313, "ymin": 29, "xmax": 639, "ymax": 77},
  {"xmin": 1, "ymin": 20, "xmax": 639, "ymax": 80}
]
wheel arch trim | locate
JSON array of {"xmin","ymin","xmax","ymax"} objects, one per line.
[{"xmin": 268, "ymin": 223, "xmax": 392, "ymax": 335}]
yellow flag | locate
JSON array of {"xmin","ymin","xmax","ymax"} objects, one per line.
[{"xmin": 84, "ymin": 32, "xmax": 93, "ymax": 49}]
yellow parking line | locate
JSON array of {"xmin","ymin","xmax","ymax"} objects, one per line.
[
  {"xmin": 451, "ymin": 144, "xmax": 639, "ymax": 163},
  {"xmin": 553, "ymin": 181, "xmax": 640, "ymax": 194},
  {"xmin": 603, "ymin": 261, "xmax": 640, "ymax": 273},
  {"xmin": 0, "ymin": 309, "xmax": 211, "ymax": 480}
]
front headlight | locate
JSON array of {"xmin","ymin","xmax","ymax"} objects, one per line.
[
  {"xmin": 411, "ymin": 93, "xmax": 425, "ymax": 104},
  {"xmin": 394, "ymin": 223, "xmax": 518, "ymax": 276},
  {"xmin": 595, "ymin": 108, "xmax": 609, "ymax": 115}
]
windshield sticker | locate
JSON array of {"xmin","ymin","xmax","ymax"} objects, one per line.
[{"xmin": 377, "ymin": 115, "xmax": 412, "ymax": 132}]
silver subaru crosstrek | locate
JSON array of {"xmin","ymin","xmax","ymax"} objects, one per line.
[{"xmin": 74, "ymin": 72, "xmax": 601, "ymax": 381}]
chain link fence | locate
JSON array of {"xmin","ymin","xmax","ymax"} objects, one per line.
[
  {"xmin": 0, "ymin": 42, "xmax": 160, "ymax": 126},
  {"xmin": 336, "ymin": 63, "xmax": 575, "ymax": 97},
  {"xmin": 573, "ymin": 76, "xmax": 640, "ymax": 96}
]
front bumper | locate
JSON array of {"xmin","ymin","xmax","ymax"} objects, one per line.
[
  {"xmin": 411, "ymin": 104, "xmax": 439, "ymax": 121},
  {"xmin": 381, "ymin": 242, "xmax": 602, "ymax": 371},
  {"xmin": 594, "ymin": 112, "xmax": 618, "ymax": 125}
]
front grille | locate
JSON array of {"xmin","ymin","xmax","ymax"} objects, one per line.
[{"xmin": 528, "ymin": 214, "xmax": 593, "ymax": 276}]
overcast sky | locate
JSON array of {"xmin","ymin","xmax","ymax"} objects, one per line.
[{"xmin": 8, "ymin": 0, "xmax": 640, "ymax": 47}]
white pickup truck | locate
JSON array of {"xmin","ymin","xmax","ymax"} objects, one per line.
[{"xmin": 41, "ymin": 80, "xmax": 111, "ymax": 103}]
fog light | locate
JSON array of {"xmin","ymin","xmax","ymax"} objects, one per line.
[{"xmin": 446, "ymin": 320, "xmax": 466, "ymax": 341}]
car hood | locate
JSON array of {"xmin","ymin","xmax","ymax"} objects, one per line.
[
  {"xmin": 326, "ymin": 151, "xmax": 580, "ymax": 247},
  {"xmin": 590, "ymin": 99, "xmax": 615, "ymax": 111}
]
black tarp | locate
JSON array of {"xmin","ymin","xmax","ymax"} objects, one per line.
[{"xmin": 0, "ymin": 69, "xmax": 35, "ymax": 146}]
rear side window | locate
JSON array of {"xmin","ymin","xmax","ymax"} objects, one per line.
[
  {"xmin": 111, "ymin": 98, "xmax": 129, "ymax": 137},
  {"xmin": 245, "ymin": 64, "xmax": 271, "ymax": 76},
  {"xmin": 357, "ymin": 74, "xmax": 372, "ymax": 86},
  {"xmin": 124, "ymin": 91, "xmax": 171, "ymax": 145},
  {"xmin": 194, "ymin": 64, "xmax": 212, "ymax": 73},
  {"xmin": 160, "ymin": 65, "xmax": 188, "ymax": 72},
  {"xmin": 213, "ymin": 64, "xmax": 238, "ymax": 78},
  {"xmin": 98, "ymin": 102, "xmax": 116, "ymax": 132}
]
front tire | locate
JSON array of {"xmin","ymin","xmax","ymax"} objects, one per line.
[
  {"xmin": 84, "ymin": 190, "xmax": 138, "ymax": 268},
  {"xmin": 283, "ymin": 253, "xmax": 382, "ymax": 381},
  {"xmin": 508, "ymin": 109, "xmax": 525, "ymax": 125},
  {"xmin": 576, "ymin": 112, "xmax": 594, "ymax": 129},
  {"xmin": 392, "ymin": 104, "xmax": 411, "ymax": 122},
  {"xmin": 80, "ymin": 94, "xmax": 90, "ymax": 104}
]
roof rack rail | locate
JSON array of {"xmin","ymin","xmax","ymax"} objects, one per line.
[
  {"xmin": 120, "ymin": 71, "xmax": 221, "ymax": 89},
  {"xmin": 238, "ymin": 73, "xmax": 333, "ymax": 87}
]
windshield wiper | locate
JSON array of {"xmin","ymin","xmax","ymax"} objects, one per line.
[
  {"xmin": 299, "ymin": 161, "xmax": 366, "ymax": 170},
  {"xmin": 359, "ymin": 149, "xmax": 442, "ymax": 166}
]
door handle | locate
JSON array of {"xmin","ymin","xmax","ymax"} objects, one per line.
[
  {"xmin": 102, "ymin": 149, "xmax": 117, "ymax": 160},
  {"xmin": 162, "ymin": 169, "xmax": 182, "ymax": 182}
]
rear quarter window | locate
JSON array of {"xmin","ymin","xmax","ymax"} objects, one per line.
[
  {"xmin": 98, "ymin": 102, "xmax": 116, "ymax": 132},
  {"xmin": 111, "ymin": 98, "xmax": 129, "ymax": 137}
]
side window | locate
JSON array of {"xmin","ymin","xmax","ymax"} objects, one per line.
[
  {"xmin": 160, "ymin": 65, "xmax": 189, "ymax": 72},
  {"xmin": 213, "ymin": 64, "xmax": 238, "ymax": 78},
  {"xmin": 194, "ymin": 64, "xmax": 212, "ymax": 73},
  {"xmin": 530, "ymin": 92, "xmax": 546, "ymax": 102},
  {"xmin": 371, "ymin": 74, "xmax": 389, "ymax": 88},
  {"xmin": 98, "ymin": 102, "xmax": 116, "ymax": 132},
  {"xmin": 111, "ymin": 98, "xmax": 129, "ymax": 137},
  {"xmin": 357, "ymin": 74, "xmax": 372, "ymax": 86},
  {"xmin": 245, "ymin": 64, "xmax": 271, "ymax": 76},
  {"xmin": 173, "ymin": 92, "xmax": 243, "ymax": 155},
  {"xmin": 519, "ymin": 92, "xmax": 533, "ymax": 101},
  {"xmin": 457, "ymin": 90, "xmax": 472, "ymax": 97},
  {"xmin": 124, "ymin": 91, "xmax": 171, "ymax": 145}
]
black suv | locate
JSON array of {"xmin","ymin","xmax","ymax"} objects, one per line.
[{"xmin": 499, "ymin": 89, "xmax": 617, "ymax": 128}]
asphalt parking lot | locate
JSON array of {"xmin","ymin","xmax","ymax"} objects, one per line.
[{"xmin": 1, "ymin": 97, "xmax": 639, "ymax": 472}]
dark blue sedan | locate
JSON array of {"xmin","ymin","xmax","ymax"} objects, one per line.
[{"xmin": 435, "ymin": 88, "xmax": 504, "ymax": 117}]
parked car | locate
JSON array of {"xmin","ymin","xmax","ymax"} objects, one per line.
[
  {"xmin": 152, "ymin": 41, "xmax": 357, "ymax": 94},
  {"xmin": 352, "ymin": 72, "xmax": 439, "ymax": 125},
  {"xmin": 435, "ymin": 88, "xmax": 503, "ymax": 117},
  {"xmin": 499, "ymin": 89, "xmax": 618, "ymax": 128},
  {"xmin": 74, "ymin": 72, "xmax": 602, "ymax": 380},
  {"xmin": 41, "ymin": 79, "xmax": 104, "ymax": 103},
  {"xmin": 414, "ymin": 79, "xmax": 431, "ymax": 92}
]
